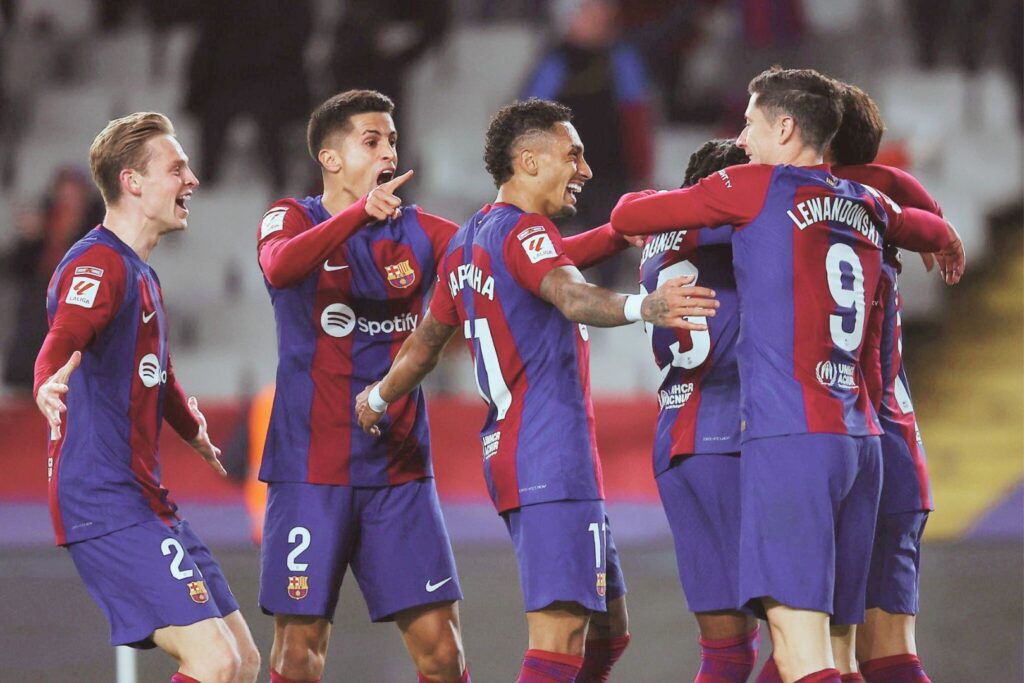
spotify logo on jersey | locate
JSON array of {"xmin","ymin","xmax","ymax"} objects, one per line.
[
  {"xmin": 138, "ymin": 353, "xmax": 167, "ymax": 388},
  {"xmin": 321, "ymin": 303, "xmax": 356, "ymax": 338}
]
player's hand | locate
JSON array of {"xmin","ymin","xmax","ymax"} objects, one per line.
[
  {"xmin": 355, "ymin": 383, "xmax": 384, "ymax": 436},
  {"xmin": 36, "ymin": 351, "xmax": 81, "ymax": 440},
  {"xmin": 621, "ymin": 234, "xmax": 645, "ymax": 249},
  {"xmin": 187, "ymin": 396, "xmax": 227, "ymax": 477},
  {"xmin": 919, "ymin": 252, "xmax": 935, "ymax": 272},
  {"xmin": 365, "ymin": 169, "xmax": 414, "ymax": 221},
  {"xmin": 642, "ymin": 275, "xmax": 718, "ymax": 330},
  {"xmin": 935, "ymin": 221, "xmax": 965, "ymax": 285}
]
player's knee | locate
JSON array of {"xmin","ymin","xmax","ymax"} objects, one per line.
[
  {"xmin": 197, "ymin": 640, "xmax": 242, "ymax": 683},
  {"xmin": 235, "ymin": 639, "xmax": 261, "ymax": 683},
  {"xmin": 413, "ymin": 633, "xmax": 465, "ymax": 679},
  {"xmin": 276, "ymin": 641, "xmax": 326, "ymax": 678}
]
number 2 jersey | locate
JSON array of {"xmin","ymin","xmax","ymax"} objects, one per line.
[
  {"xmin": 639, "ymin": 225, "xmax": 741, "ymax": 474},
  {"xmin": 257, "ymin": 196, "xmax": 456, "ymax": 486},
  {"xmin": 35, "ymin": 227, "xmax": 200, "ymax": 546},
  {"xmin": 428, "ymin": 203, "xmax": 605, "ymax": 513},
  {"xmin": 613, "ymin": 163, "xmax": 954, "ymax": 442}
]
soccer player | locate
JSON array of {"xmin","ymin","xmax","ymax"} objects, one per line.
[
  {"xmin": 256, "ymin": 90, "xmax": 470, "ymax": 683},
  {"xmin": 638, "ymin": 138, "xmax": 762, "ymax": 682},
  {"xmin": 355, "ymin": 98, "xmax": 720, "ymax": 683},
  {"xmin": 611, "ymin": 67, "xmax": 964, "ymax": 683},
  {"xmin": 33, "ymin": 112, "xmax": 260, "ymax": 683}
]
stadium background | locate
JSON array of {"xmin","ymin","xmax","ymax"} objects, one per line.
[{"xmin": 0, "ymin": 0, "xmax": 1020, "ymax": 680}]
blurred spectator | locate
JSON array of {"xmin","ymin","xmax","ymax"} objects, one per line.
[
  {"xmin": 905, "ymin": 0, "xmax": 990, "ymax": 73},
  {"xmin": 521, "ymin": 0, "xmax": 653, "ymax": 241},
  {"xmin": 184, "ymin": 0, "xmax": 312, "ymax": 193},
  {"xmin": 2, "ymin": 167, "xmax": 103, "ymax": 392}
]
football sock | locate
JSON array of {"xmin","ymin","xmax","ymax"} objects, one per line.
[
  {"xmin": 418, "ymin": 667, "xmax": 472, "ymax": 682},
  {"xmin": 517, "ymin": 649, "xmax": 584, "ymax": 682},
  {"xmin": 270, "ymin": 671, "xmax": 320, "ymax": 683},
  {"xmin": 840, "ymin": 674, "xmax": 865, "ymax": 682},
  {"xmin": 574, "ymin": 633, "xmax": 631, "ymax": 682},
  {"xmin": 796, "ymin": 670, "xmax": 842, "ymax": 683},
  {"xmin": 861, "ymin": 654, "xmax": 931, "ymax": 682},
  {"xmin": 756, "ymin": 653, "xmax": 783, "ymax": 683},
  {"xmin": 695, "ymin": 626, "xmax": 760, "ymax": 682},
  {"xmin": 170, "ymin": 675, "xmax": 200, "ymax": 683}
]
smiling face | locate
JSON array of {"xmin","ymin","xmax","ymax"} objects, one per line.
[
  {"xmin": 133, "ymin": 134, "xmax": 198, "ymax": 233},
  {"xmin": 323, "ymin": 111, "xmax": 398, "ymax": 199},
  {"xmin": 533, "ymin": 121, "xmax": 592, "ymax": 219},
  {"xmin": 736, "ymin": 94, "xmax": 785, "ymax": 165}
]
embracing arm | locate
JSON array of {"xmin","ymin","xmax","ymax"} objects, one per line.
[{"xmin": 561, "ymin": 223, "xmax": 634, "ymax": 270}]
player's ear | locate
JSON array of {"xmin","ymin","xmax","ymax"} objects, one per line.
[
  {"xmin": 318, "ymin": 148, "xmax": 342, "ymax": 173},
  {"xmin": 120, "ymin": 169, "xmax": 142, "ymax": 197},
  {"xmin": 777, "ymin": 115, "xmax": 796, "ymax": 146},
  {"xmin": 519, "ymin": 147, "xmax": 539, "ymax": 177}
]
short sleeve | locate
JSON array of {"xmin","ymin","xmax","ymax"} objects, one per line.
[
  {"xmin": 428, "ymin": 272, "xmax": 459, "ymax": 327},
  {"xmin": 256, "ymin": 200, "xmax": 309, "ymax": 253},
  {"xmin": 501, "ymin": 214, "xmax": 575, "ymax": 296}
]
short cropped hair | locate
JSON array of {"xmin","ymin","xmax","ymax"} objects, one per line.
[
  {"xmin": 484, "ymin": 98, "xmax": 573, "ymax": 187},
  {"xmin": 307, "ymin": 89, "xmax": 395, "ymax": 162},
  {"xmin": 682, "ymin": 139, "xmax": 749, "ymax": 188},
  {"xmin": 830, "ymin": 83, "xmax": 885, "ymax": 166},
  {"xmin": 89, "ymin": 112, "xmax": 174, "ymax": 205},
  {"xmin": 747, "ymin": 66, "xmax": 844, "ymax": 153}
]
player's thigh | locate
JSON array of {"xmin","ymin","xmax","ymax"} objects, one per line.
[
  {"xmin": 260, "ymin": 481, "xmax": 358, "ymax": 620},
  {"xmin": 394, "ymin": 600, "xmax": 464, "ymax": 661},
  {"xmin": 152, "ymin": 616, "xmax": 239, "ymax": 668},
  {"xmin": 66, "ymin": 519, "xmax": 226, "ymax": 648},
  {"xmin": 503, "ymin": 499, "xmax": 615, "ymax": 614},
  {"xmin": 656, "ymin": 453, "xmax": 743, "ymax": 614},
  {"xmin": 349, "ymin": 478, "xmax": 463, "ymax": 623},
  {"xmin": 865, "ymin": 510, "xmax": 928, "ymax": 616},
  {"xmin": 175, "ymin": 519, "xmax": 241, "ymax": 617},
  {"xmin": 833, "ymin": 435, "xmax": 883, "ymax": 625}
]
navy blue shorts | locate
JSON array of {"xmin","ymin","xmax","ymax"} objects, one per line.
[
  {"xmin": 739, "ymin": 433, "xmax": 881, "ymax": 625},
  {"xmin": 260, "ymin": 479, "xmax": 462, "ymax": 622},
  {"xmin": 866, "ymin": 510, "xmax": 928, "ymax": 615},
  {"xmin": 67, "ymin": 518, "xmax": 238, "ymax": 648},
  {"xmin": 502, "ymin": 499, "xmax": 626, "ymax": 613},
  {"xmin": 656, "ymin": 453, "xmax": 744, "ymax": 614}
]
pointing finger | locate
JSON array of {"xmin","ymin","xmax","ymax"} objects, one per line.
[{"xmin": 382, "ymin": 169, "xmax": 414, "ymax": 192}]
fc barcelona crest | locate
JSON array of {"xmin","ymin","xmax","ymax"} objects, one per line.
[
  {"xmin": 596, "ymin": 572, "xmax": 607, "ymax": 597},
  {"xmin": 188, "ymin": 580, "xmax": 209, "ymax": 604},
  {"xmin": 288, "ymin": 575, "xmax": 309, "ymax": 600},
  {"xmin": 385, "ymin": 260, "xmax": 416, "ymax": 289}
]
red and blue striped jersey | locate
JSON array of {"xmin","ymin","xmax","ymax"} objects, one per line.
[
  {"xmin": 39, "ymin": 227, "xmax": 199, "ymax": 545},
  {"xmin": 613, "ymin": 164, "xmax": 954, "ymax": 442},
  {"xmin": 257, "ymin": 195, "xmax": 456, "ymax": 486},
  {"xmin": 429, "ymin": 203, "xmax": 604, "ymax": 512},
  {"xmin": 639, "ymin": 224, "xmax": 741, "ymax": 473}
]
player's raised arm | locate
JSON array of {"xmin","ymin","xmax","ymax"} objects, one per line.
[{"xmin": 561, "ymin": 222, "xmax": 635, "ymax": 270}]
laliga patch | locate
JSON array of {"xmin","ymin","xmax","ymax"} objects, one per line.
[
  {"xmin": 260, "ymin": 208, "xmax": 288, "ymax": 239},
  {"xmin": 65, "ymin": 276, "xmax": 101, "ymax": 308},
  {"xmin": 517, "ymin": 225, "xmax": 546, "ymax": 241},
  {"xmin": 74, "ymin": 265, "xmax": 104, "ymax": 277},
  {"xmin": 521, "ymin": 233, "xmax": 558, "ymax": 263}
]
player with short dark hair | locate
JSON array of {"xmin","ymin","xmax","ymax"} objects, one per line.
[
  {"xmin": 612, "ymin": 66, "xmax": 963, "ymax": 683},
  {"xmin": 356, "ymin": 97, "xmax": 720, "ymax": 682},
  {"xmin": 638, "ymin": 139, "xmax": 761, "ymax": 683},
  {"xmin": 256, "ymin": 89, "xmax": 469, "ymax": 683},
  {"xmin": 34, "ymin": 112, "xmax": 260, "ymax": 683}
]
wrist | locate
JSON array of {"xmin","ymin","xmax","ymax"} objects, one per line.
[
  {"xmin": 623, "ymin": 294, "xmax": 644, "ymax": 323},
  {"xmin": 368, "ymin": 383, "xmax": 390, "ymax": 413}
]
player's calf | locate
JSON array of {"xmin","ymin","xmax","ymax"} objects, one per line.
[
  {"xmin": 694, "ymin": 617, "xmax": 759, "ymax": 683},
  {"xmin": 575, "ymin": 596, "xmax": 631, "ymax": 682}
]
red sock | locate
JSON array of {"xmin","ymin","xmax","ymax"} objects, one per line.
[
  {"xmin": 170, "ymin": 675, "xmax": 200, "ymax": 683},
  {"xmin": 756, "ymin": 654, "xmax": 783, "ymax": 683},
  {"xmin": 270, "ymin": 671, "xmax": 320, "ymax": 683},
  {"xmin": 861, "ymin": 654, "xmax": 930, "ymax": 682},
  {"xmin": 695, "ymin": 626, "xmax": 760, "ymax": 682},
  {"xmin": 418, "ymin": 667, "xmax": 472, "ymax": 682},
  {"xmin": 517, "ymin": 649, "xmax": 584, "ymax": 682},
  {"xmin": 573, "ymin": 633, "xmax": 630, "ymax": 682},
  {"xmin": 796, "ymin": 670, "xmax": 842, "ymax": 683},
  {"xmin": 841, "ymin": 675, "xmax": 865, "ymax": 682}
]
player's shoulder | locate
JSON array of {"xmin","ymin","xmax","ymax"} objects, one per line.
[
  {"xmin": 62, "ymin": 237, "xmax": 127, "ymax": 279},
  {"xmin": 406, "ymin": 205, "xmax": 459, "ymax": 237},
  {"xmin": 706, "ymin": 163, "xmax": 773, "ymax": 190},
  {"xmin": 507, "ymin": 211, "xmax": 558, "ymax": 238},
  {"xmin": 259, "ymin": 197, "xmax": 312, "ymax": 241}
]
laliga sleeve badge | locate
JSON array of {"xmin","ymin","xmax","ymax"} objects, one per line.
[
  {"xmin": 187, "ymin": 580, "xmax": 210, "ymax": 604},
  {"xmin": 385, "ymin": 260, "xmax": 416, "ymax": 288},
  {"xmin": 521, "ymin": 232, "xmax": 558, "ymax": 263},
  {"xmin": 65, "ymin": 276, "xmax": 101, "ymax": 308},
  {"xmin": 288, "ymin": 575, "xmax": 309, "ymax": 600}
]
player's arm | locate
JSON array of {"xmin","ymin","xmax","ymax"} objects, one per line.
[
  {"xmin": 163, "ymin": 355, "xmax": 225, "ymax": 476},
  {"xmin": 356, "ymin": 312, "xmax": 456, "ymax": 435},
  {"xmin": 561, "ymin": 223, "xmax": 639, "ymax": 270},
  {"xmin": 610, "ymin": 164, "xmax": 769, "ymax": 235},
  {"xmin": 258, "ymin": 171, "xmax": 414, "ymax": 288}
]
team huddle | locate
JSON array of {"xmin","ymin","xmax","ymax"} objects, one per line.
[{"xmin": 33, "ymin": 66, "xmax": 963, "ymax": 683}]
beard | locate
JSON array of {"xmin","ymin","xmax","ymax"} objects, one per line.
[{"xmin": 553, "ymin": 203, "xmax": 578, "ymax": 220}]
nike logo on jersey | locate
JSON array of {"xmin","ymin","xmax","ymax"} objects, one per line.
[
  {"xmin": 324, "ymin": 261, "xmax": 349, "ymax": 272},
  {"xmin": 425, "ymin": 577, "xmax": 453, "ymax": 593},
  {"xmin": 142, "ymin": 311, "xmax": 156, "ymax": 323}
]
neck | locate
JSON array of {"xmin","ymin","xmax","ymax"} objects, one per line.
[
  {"xmin": 495, "ymin": 180, "xmax": 547, "ymax": 216},
  {"xmin": 102, "ymin": 205, "xmax": 162, "ymax": 261},
  {"xmin": 773, "ymin": 145, "xmax": 825, "ymax": 168},
  {"xmin": 321, "ymin": 176, "xmax": 363, "ymax": 216}
]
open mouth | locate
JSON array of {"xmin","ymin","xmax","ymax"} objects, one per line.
[
  {"xmin": 376, "ymin": 168, "xmax": 396, "ymax": 186},
  {"xmin": 175, "ymin": 193, "xmax": 191, "ymax": 215},
  {"xmin": 565, "ymin": 181, "xmax": 583, "ymax": 203}
]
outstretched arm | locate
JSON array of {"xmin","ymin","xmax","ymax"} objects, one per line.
[{"xmin": 561, "ymin": 223, "xmax": 635, "ymax": 270}]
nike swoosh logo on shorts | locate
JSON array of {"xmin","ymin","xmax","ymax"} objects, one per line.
[
  {"xmin": 142, "ymin": 311, "xmax": 156, "ymax": 323},
  {"xmin": 324, "ymin": 261, "xmax": 349, "ymax": 271},
  {"xmin": 425, "ymin": 577, "xmax": 453, "ymax": 593}
]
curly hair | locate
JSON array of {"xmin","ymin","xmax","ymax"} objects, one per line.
[
  {"xmin": 830, "ymin": 83, "xmax": 885, "ymax": 166},
  {"xmin": 307, "ymin": 89, "xmax": 394, "ymax": 162},
  {"xmin": 682, "ymin": 139, "xmax": 749, "ymax": 188},
  {"xmin": 748, "ymin": 66, "xmax": 844, "ymax": 153},
  {"xmin": 483, "ymin": 98, "xmax": 573, "ymax": 188}
]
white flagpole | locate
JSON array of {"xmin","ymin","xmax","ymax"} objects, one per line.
[{"xmin": 115, "ymin": 645, "xmax": 137, "ymax": 683}]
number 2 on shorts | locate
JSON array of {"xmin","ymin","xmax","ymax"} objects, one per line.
[
  {"xmin": 287, "ymin": 526, "xmax": 311, "ymax": 571},
  {"xmin": 161, "ymin": 538, "xmax": 194, "ymax": 580}
]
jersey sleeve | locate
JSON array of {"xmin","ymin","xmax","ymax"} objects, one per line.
[
  {"xmin": 428, "ymin": 272, "xmax": 460, "ymax": 327},
  {"xmin": 501, "ymin": 214, "xmax": 575, "ymax": 296},
  {"xmin": 838, "ymin": 164, "xmax": 944, "ymax": 217},
  {"xmin": 610, "ymin": 164, "xmax": 771, "ymax": 235},
  {"xmin": 33, "ymin": 246, "xmax": 126, "ymax": 396},
  {"xmin": 867, "ymin": 189, "xmax": 953, "ymax": 252},
  {"xmin": 257, "ymin": 197, "xmax": 372, "ymax": 289},
  {"xmin": 413, "ymin": 207, "xmax": 459, "ymax": 263},
  {"xmin": 163, "ymin": 353, "xmax": 200, "ymax": 441},
  {"xmin": 562, "ymin": 223, "xmax": 629, "ymax": 270}
]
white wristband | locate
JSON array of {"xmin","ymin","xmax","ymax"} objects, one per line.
[
  {"xmin": 623, "ymin": 294, "xmax": 645, "ymax": 323},
  {"xmin": 368, "ymin": 384, "xmax": 389, "ymax": 413}
]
